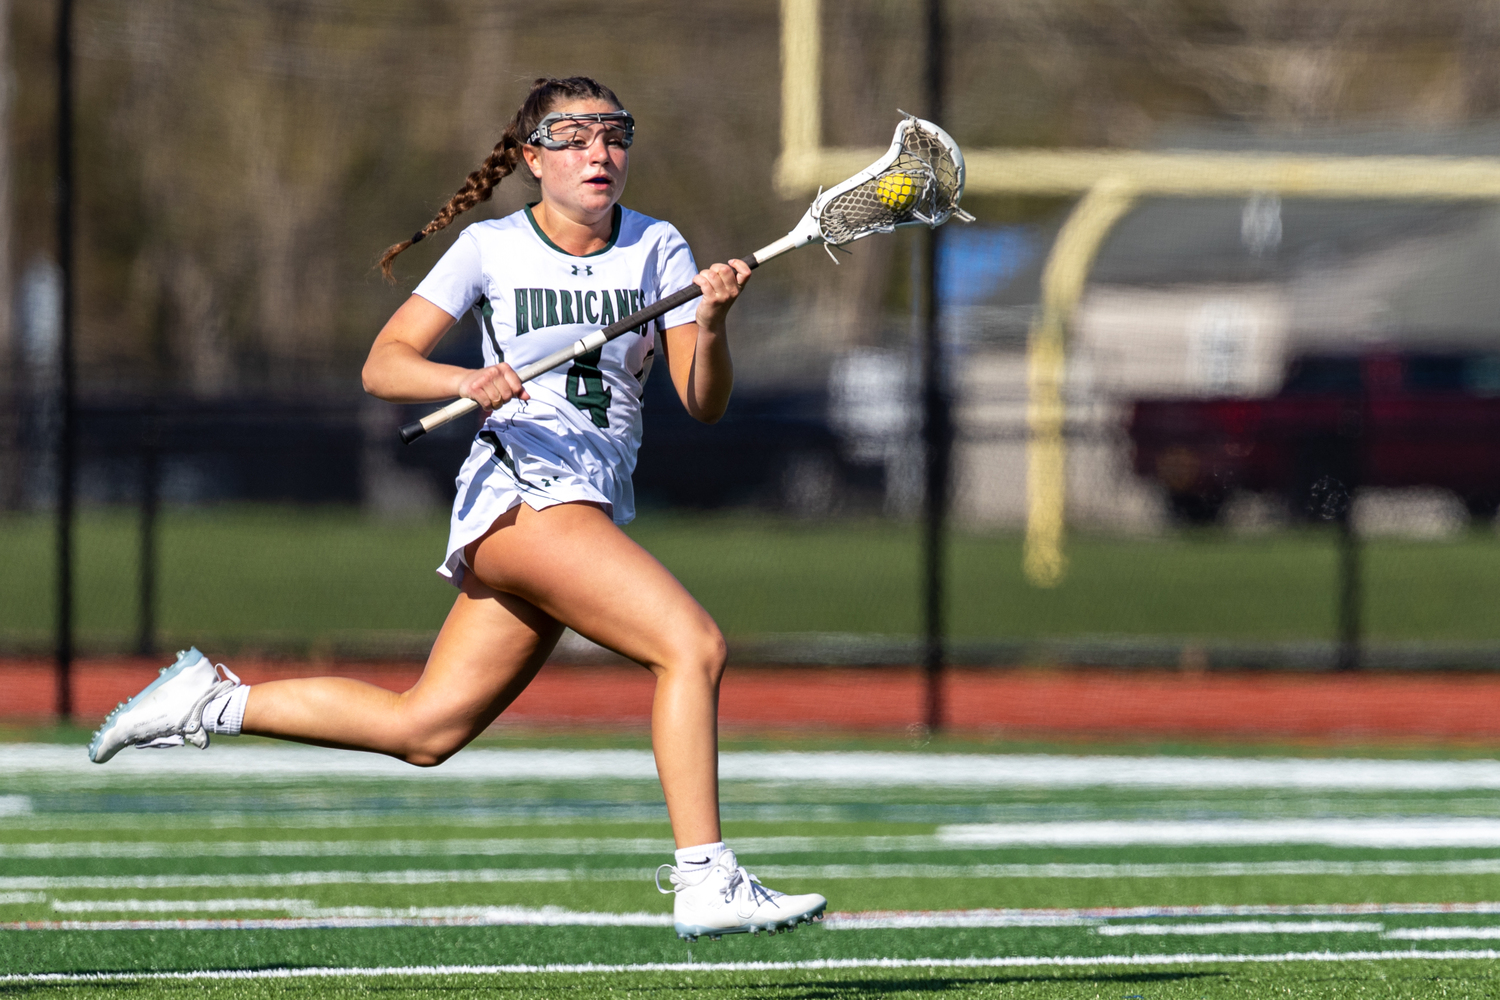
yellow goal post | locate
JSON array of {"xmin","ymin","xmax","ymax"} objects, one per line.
[{"xmin": 776, "ymin": 0, "xmax": 1500, "ymax": 587}]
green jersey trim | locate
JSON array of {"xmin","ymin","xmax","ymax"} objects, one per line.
[{"xmin": 525, "ymin": 203, "xmax": 622, "ymax": 258}]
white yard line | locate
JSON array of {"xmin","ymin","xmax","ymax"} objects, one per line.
[
  {"xmin": 1385, "ymin": 927, "xmax": 1500, "ymax": 939},
  {"xmin": 41, "ymin": 902, "xmax": 670, "ymax": 923},
  {"xmin": 0, "ymin": 891, "xmax": 44, "ymax": 904},
  {"xmin": 50, "ymin": 898, "xmax": 315, "ymax": 914},
  {"xmin": 825, "ymin": 902, "xmax": 1500, "ymax": 929},
  {"xmin": 10, "ymin": 744, "xmax": 1500, "ymax": 789},
  {"xmin": 14, "ymin": 819, "xmax": 1500, "ymax": 858},
  {"xmin": 14, "ymin": 902, "xmax": 1500, "ymax": 933},
  {"xmin": 4, "ymin": 905, "xmax": 675, "ymax": 931},
  {"xmin": 940, "ymin": 819, "xmax": 1500, "ymax": 848},
  {"xmin": 1097, "ymin": 921, "xmax": 1383, "ymax": 936},
  {"xmin": 828, "ymin": 913, "xmax": 1100, "ymax": 928},
  {"xmin": 0, "ymin": 835, "xmax": 933, "ymax": 860},
  {"xmin": 5, "ymin": 950, "xmax": 1500, "ymax": 982},
  {"xmin": 0, "ymin": 838, "xmax": 678, "ymax": 859},
  {"xmin": 746, "ymin": 860, "xmax": 1500, "ymax": 879},
  {"xmin": 871, "ymin": 903, "xmax": 1500, "ymax": 917},
  {"xmin": 14, "ymin": 858, "xmax": 1500, "ymax": 892},
  {"xmin": 0, "ymin": 869, "xmax": 644, "ymax": 890}
]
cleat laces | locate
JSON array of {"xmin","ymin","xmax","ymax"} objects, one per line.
[
  {"xmin": 723, "ymin": 865, "xmax": 781, "ymax": 910},
  {"xmin": 655, "ymin": 859, "xmax": 780, "ymax": 908}
]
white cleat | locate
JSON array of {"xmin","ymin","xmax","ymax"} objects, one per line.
[
  {"xmin": 132, "ymin": 730, "xmax": 210, "ymax": 750},
  {"xmin": 87, "ymin": 648, "xmax": 239, "ymax": 764},
  {"xmin": 656, "ymin": 850, "xmax": 827, "ymax": 942}
]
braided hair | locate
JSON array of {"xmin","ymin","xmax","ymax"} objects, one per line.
[{"xmin": 378, "ymin": 76, "xmax": 623, "ymax": 282}]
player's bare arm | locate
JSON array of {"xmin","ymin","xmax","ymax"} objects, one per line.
[
  {"xmin": 662, "ymin": 259, "xmax": 750, "ymax": 424},
  {"xmin": 362, "ymin": 294, "xmax": 528, "ymax": 407}
]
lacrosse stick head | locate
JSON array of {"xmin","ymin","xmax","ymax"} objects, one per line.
[{"xmin": 791, "ymin": 116, "xmax": 971, "ymax": 250}]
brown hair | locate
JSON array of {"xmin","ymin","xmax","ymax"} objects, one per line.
[{"xmin": 378, "ymin": 76, "xmax": 623, "ymax": 282}]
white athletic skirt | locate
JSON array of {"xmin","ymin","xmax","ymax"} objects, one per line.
[{"xmin": 439, "ymin": 414, "xmax": 636, "ymax": 587}]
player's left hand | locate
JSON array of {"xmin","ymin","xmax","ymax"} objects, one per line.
[{"xmin": 693, "ymin": 260, "xmax": 751, "ymax": 333}]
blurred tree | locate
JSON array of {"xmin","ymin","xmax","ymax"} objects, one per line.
[{"xmin": 9, "ymin": 0, "xmax": 1500, "ymax": 399}]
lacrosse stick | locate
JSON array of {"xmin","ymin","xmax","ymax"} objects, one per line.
[{"xmin": 399, "ymin": 115, "xmax": 973, "ymax": 443}]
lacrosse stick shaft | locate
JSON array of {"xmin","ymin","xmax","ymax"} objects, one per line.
[{"xmin": 398, "ymin": 237, "xmax": 800, "ymax": 443}]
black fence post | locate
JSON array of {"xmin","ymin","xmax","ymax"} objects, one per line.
[
  {"xmin": 136, "ymin": 405, "xmax": 158, "ymax": 658},
  {"xmin": 920, "ymin": 0, "xmax": 948, "ymax": 732},
  {"xmin": 1336, "ymin": 505, "xmax": 1361, "ymax": 672},
  {"xmin": 1335, "ymin": 388, "xmax": 1365, "ymax": 673},
  {"xmin": 55, "ymin": 0, "xmax": 75, "ymax": 719}
]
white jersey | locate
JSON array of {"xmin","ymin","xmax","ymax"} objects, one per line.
[{"xmin": 413, "ymin": 204, "xmax": 700, "ymax": 585}]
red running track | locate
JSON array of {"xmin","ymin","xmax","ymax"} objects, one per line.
[{"xmin": 6, "ymin": 658, "xmax": 1500, "ymax": 742}]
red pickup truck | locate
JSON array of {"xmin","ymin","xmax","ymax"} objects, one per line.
[{"xmin": 1128, "ymin": 351, "xmax": 1500, "ymax": 523}]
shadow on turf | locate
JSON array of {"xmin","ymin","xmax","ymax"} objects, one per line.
[
  {"xmin": 0, "ymin": 972, "xmax": 1223, "ymax": 999},
  {"xmin": 324, "ymin": 971, "xmax": 1221, "ymax": 997},
  {"xmin": 728, "ymin": 972, "xmax": 1223, "ymax": 997}
]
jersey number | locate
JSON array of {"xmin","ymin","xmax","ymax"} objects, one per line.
[{"xmin": 566, "ymin": 348, "xmax": 612, "ymax": 428}]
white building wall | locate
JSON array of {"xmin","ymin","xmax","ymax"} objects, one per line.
[{"xmin": 950, "ymin": 284, "xmax": 1292, "ymax": 530}]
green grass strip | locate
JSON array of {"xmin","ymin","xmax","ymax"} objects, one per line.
[{"xmin": 9, "ymin": 507, "xmax": 1500, "ymax": 650}]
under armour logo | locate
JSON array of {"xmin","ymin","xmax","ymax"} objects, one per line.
[{"xmin": 571, "ymin": 264, "xmax": 593, "ymax": 276}]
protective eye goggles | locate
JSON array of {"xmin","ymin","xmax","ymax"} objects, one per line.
[{"xmin": 527, "ymin": 110, "xmax": 635, "ymax": 151}]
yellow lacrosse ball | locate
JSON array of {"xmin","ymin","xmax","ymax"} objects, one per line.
[{"xmin": 875, "ymin": 172, "xmax": 920, "ymax": 212}]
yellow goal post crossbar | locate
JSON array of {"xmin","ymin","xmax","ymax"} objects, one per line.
[{"xmin": 777, "ymin": 0, "xmax": 1500, "ymax": 587}]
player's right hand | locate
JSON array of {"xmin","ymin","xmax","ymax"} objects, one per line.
[{"xmin": 457, "ymin": 363, "xmax": 529, "ymax": 409}]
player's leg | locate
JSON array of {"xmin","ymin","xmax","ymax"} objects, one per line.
[
  {"xmin": 240, "ymin": 579, "xmax": 562, "ymax": 765},
  {"xmin": 89, "ymin": 575, "xmax": 563, "ymax": 767},
  {"xmin": 462, "ymin": 501, "xmax": 825, "ymax": 939},
  {"xmin": 464, "ymin": 500, "xmax": 724, "ymax": 845}
]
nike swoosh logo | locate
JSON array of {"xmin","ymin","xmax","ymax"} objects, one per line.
[
  {"xmin": 217, "ymin": 699, "xmax": 231, "ymax": 726},
  {"xmin": 686, "ymin": 857, "xmax": 711, "ymax": 865}
]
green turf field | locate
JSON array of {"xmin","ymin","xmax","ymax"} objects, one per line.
[
  {"xmin": 4, "ymin": 506, "xmax": 1500, "ymax": 656},
  {"xmin": 6, "ymin": 732, "xmax": 1500, "ymax": 997}
]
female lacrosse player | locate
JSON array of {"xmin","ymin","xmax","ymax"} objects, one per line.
[{"xmin": 87, "ymin": 76, "xmax": 825, "ymax": 940}]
